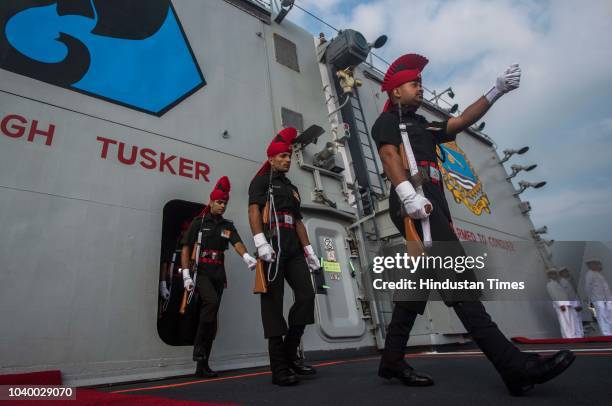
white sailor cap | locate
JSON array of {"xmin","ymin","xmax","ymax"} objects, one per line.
[{"xmin": 585, "ymin": 258, "xmax": 602, "ymax": 266}]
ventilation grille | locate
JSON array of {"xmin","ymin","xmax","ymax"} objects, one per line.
[
  {"xmin": 281, "ymin": 108, "xmax": 304, "ymax": 132},
  {"xmin": 274, "ymin": 33, "xmax": 300, "ymax": 72}
]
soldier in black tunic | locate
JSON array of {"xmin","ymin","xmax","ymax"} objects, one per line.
[
  {"xmin": 372, "ymin": 53, "xmax": 574, "ymax": 395},
  {"xmin": 248, "ymin": 127, "xmax": 319, "ymax": 386},
  {"xmin": 180, "ymin": 176, "xmax": 257, "ymax": 378}
]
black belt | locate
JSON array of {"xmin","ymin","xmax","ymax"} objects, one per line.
[
  {"xmin": 269, "ymin": 211, "xmax": 295, "ymax": 229},
  {"xmin": 200, "ymin": 249, "xmax": 224, "ymax": 261}
]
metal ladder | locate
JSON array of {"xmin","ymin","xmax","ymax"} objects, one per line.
[
  {"xmin": 349, "ymin": 88, "xmax": 385, "ymax": 198},
  {"xmin": 350, "ymin": 180, "xmax": 387, "ymax": 348},
  {"xmin": 332, "ymin": 70, "xmax": 388, "ymax": 347}
]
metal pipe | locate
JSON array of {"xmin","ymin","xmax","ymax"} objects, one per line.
[{"xmin": 328, "ymin": 94, "xmax": 351, "ymax": 117}]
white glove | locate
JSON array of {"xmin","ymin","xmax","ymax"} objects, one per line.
[
  {"xmin": 181, "ymin": 268, "xmax": 194, "ymax": 292},
  {"xmin": 304, "ymin": 245, "xmax": 320, "ymax": 271},
  {"xmin": 242, "ymin": 253, "xmax": 257, "ymax": 270},
  {"xmin": 159, "ymin": 281, "xmax": 170, "ymax": 300},
  {"xmin": 396, "ymin": 181, "xmax": 432, "ymax": 220},
  {"xmin": 485, "ymin": 63, "xmax": 521, "ymax": 104},
  {"xmin": 254, "ymin": 233, "xmax": 275, "ymax": 262}
]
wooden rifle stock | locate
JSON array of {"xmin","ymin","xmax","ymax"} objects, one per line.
[
  {"xmin": 253, "ymin": 259, "xmax": 268, "ymax": 294},
  {"xmin": 399, "ymin": 144, "xmax": 425, "ymax": 257},
  {"xmin": 179, "ymin": 289, "xmax": 188, "ymax": 314}
]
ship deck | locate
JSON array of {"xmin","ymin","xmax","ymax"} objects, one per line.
[{"xmin": 92, "ymin": 342, "xmax": 611, "ymax": 406}]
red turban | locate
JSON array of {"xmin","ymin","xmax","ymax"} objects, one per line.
[
  {"xmin": 255, "ymin": 127, "xmax": 298, "ymax": 177},
  {"xmin": 381, "ymin": 54, "xmax": 428, "ymax": 112},
  {"xmin": 210, "ymin": 176, "xmax": 231, "ymax": 201},
  {"xmin": 200, "ymin": 176, "xmax": 231, "ymax": 216}
]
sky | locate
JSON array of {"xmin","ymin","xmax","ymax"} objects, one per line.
[{"xmin": 284, "ymin": 0, "xmax": 612, "ymax": 243}]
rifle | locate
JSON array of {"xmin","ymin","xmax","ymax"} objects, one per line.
[
  {"xmin": 399, "ymin": 144, "xmax": 426, "ymax": 257},
  {"xmin": 179, "ymin": 228, "xmax": 203, "ymax": 313}
]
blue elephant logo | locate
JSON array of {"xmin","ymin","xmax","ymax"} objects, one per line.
[{"xmin": 1, "ymin": 1, "xmax": 205, "ymax": 116}]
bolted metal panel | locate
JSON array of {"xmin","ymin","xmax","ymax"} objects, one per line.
[{"xmin": 274, "ymin": 33, "xmax": 300, "ymax": 72}]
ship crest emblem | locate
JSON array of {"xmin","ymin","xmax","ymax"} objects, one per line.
[{"xmin": 438, "ymin": 142, "xmax": 491, "ymax": 216}]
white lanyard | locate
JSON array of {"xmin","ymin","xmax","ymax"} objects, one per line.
[
  {"xmin": 267, "ymin": 192, "xmax": 281, "ymax": 283},
  {"xmin": 399, "ymin": 123, "xmax": 432, "ymax": 246},
  {"xmin": 266, "ymin": 172, "xmax": 281, "ymax": 283}
]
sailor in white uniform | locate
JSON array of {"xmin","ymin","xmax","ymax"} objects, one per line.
[
  {"xmin": 546, "ymin": 270, "xmax": 581, "ymax": 339},
  {"xmin": 558, "ymin": 267, "xmax": 584, "ymax": 338},
  {"xmin": 584, "ymin": 259, "xmax": 612, "ymax": 336}
]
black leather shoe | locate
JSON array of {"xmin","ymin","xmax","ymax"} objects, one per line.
[
  {"xmin": 193, "ymin": 345, "xmax": 206, "ymax": 362},
  {"xmin": 289, "ymin": 359, "xmax": 317, "ymax": 376},
  {"xmin": 272, "ymin": 368, "xmax": 299, "ymax": 386},
  {"xmin": 503, "ymin": 350, "xmax": 576, "ymax": 396},
  {"xmin": 195, "ymin": 360, "xmax": 218, "ymax": 378},
  {"xmin": 378, "ymin": 363, "xmax": 434, "ymax": 387}
]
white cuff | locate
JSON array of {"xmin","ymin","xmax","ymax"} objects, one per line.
[
  {"xmin": 395, "ymin": 180, "xmax": 417, "ymax": 202},
  {"xmin": 253, "ymin": 233, "xmax": 268, "ymax": 248},
  {"xmin": 304, "ymin": 245, "xmax": 315, "ymax": 256},
  {"xmin": 485, "ymin": 86, "xmax": 503, "ymax": 104},
  {"xmin": 181, "ymin": 268, "xmax": 191, "ymax": 280},
  {"xmin": 242, "ymin": 253, "xmax": 251, "ymax": 260},
  {"xmin": 160, "ymin": 281, "xmax": 167, "ymax": 289}
]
